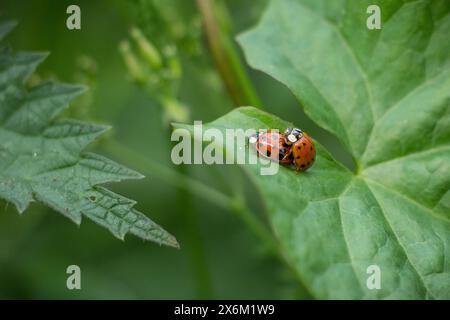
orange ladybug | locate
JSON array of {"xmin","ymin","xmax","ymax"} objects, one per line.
[
  {"xmin": 250, "ymin": 130, "xmax": 292, "ymax": 164},
  {"xmin": 283, "ymin": 128, "xmax": 316, "ymax": 171}
]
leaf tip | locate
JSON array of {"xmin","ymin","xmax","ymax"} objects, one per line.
[
  {"xmin": 37, "ymin": 51, "xmax": 51, "ymax": 61},
  {"xmin": 0, "ymin": 20, "xmax": 18, "ymax": 40},
  {"xmin": 135, "ymin": 172, "xmax": 145, "ymax": 180},
  {"xmin": 164, "ymin": 234, "xmax": 180, "ymax": 249}
]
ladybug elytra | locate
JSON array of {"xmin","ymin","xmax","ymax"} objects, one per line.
[
  {"xmin": 251, "ymin": 130, "xmax": 292, "ymax": 164},
  {"xmin": 284, "ymin": 127, "xmax": 316, "ymax": 171}
]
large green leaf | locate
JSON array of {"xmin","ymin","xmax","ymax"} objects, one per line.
[
  {"xmin": 0, "ymin": 21, "xmax": 178, "ymax": 248},
  {"xmin": 179, "ymin": 0, "xmax": 450, "ymax": 298}
]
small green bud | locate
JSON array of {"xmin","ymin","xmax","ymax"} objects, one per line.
[
  {"xmin": 161, "ymin": 96, "xmax": 190, "ymax": 123},
  {"xmin": 163, "ymin": 45, "xmax": 182, "ymax": 79},
  {"xmin": 119, "ymin": 40, "xmax": 146, "ymax": 83},
  {"xmin": 130, "ymin": 27, "xmax": 162, "ymax": 70}
]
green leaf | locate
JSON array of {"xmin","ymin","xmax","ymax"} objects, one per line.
[
  {"xmin": 0, "ymin": 21, "xmax": 178, "ymax": 248},
  {"xmin": 179, "ymin": 0, "xmax": 450, "ymax": 298}
]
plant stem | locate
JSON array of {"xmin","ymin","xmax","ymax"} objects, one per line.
[{"xmin": 196, "ymin": 0, "xmax": 261, "ymax": 108}]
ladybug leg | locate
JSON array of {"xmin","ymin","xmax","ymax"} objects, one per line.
[
  {"xmin": 279, "ymin": 147, "xmax": 293, "ymax": 164},
  {"xmin": 293, "ymin": 155, "xmax": 302, "ymax": 172},
  {"xmin": 291, "ymin": 162, "xmax": 300, "ymax": 172},
  {"xmin": 282, "ymin": 148, "xmax": 292, "ymax": 162}
]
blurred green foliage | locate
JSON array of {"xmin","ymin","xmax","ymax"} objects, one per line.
[{"xmin": 0, "ymin": 0, "xmax": 352, "ymax": 299}]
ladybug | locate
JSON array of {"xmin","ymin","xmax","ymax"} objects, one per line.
[
  {"xmin": 249, "ymin": 127, "xmax": 316, "ymax": 172},
  {"xmin": 249, "ymin": 130, "xmax": 292, "ymax": 164},
  {"xmin": 283, "ymin": 127, "xmax": 316, "ymax": 171}
]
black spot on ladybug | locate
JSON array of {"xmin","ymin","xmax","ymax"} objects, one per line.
[
  {"xmin": 296, "ymin": 156, "xmax": 301, "ymax": 159},
  {"xmin": 297, "ymin": 146, "xmax": 301, "ymax": 150},
  {"xmin": 301, "ymin": 164, "xmax": 305, "ymax": 168},
  {"xmin": 310, "ymin": 147, "xmax": 313, "ymax": 151},
  {"xmin": 303, "ymin": 142, "xmax": 306, "ymax": 146},
  {"xmin": 266, "ymin": 150, "xmax": 271, "ymax": 157}
]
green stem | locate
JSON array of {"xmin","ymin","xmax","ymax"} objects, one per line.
[{"xmin": 196, "ymin": 0, "xmax": 261, "ymax": 108}]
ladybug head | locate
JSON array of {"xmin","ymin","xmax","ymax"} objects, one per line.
[{"xmin": 284, "ymin": 127, "xmax": 303, "ymax": 145}]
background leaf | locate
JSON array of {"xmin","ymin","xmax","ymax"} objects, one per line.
[
  {"xmin": 0, "ymin": 21, "xmax": 178, "ymax": 248},
  {"xmin": 176, "ymin": 0, "xmax": 450, "ymax": 299}
]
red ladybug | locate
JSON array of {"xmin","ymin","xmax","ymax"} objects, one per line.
[
  {"xmin": 249, "ymin": 127, "xmax": 316, "ymax": 172},
  {"xmin": 283, "ymin": 128, "xmax": 316, "ymax": 171},
  {"xmin": 249, "ymin": 130, "xmax": 291, "ymax": 164}
]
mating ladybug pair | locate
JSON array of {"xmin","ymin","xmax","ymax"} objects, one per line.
[{"xmin": 249, "ymin": 128, "xmax": 316, "ymax": 172}]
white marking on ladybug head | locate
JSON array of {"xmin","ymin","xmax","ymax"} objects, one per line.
[
  {"xmin": 287, "ymin": 134, "xmax": 297, "ymax": 143},
  {"xmin": 249, "ymin": 136, "xmax": 258, "ymax": 144}
]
